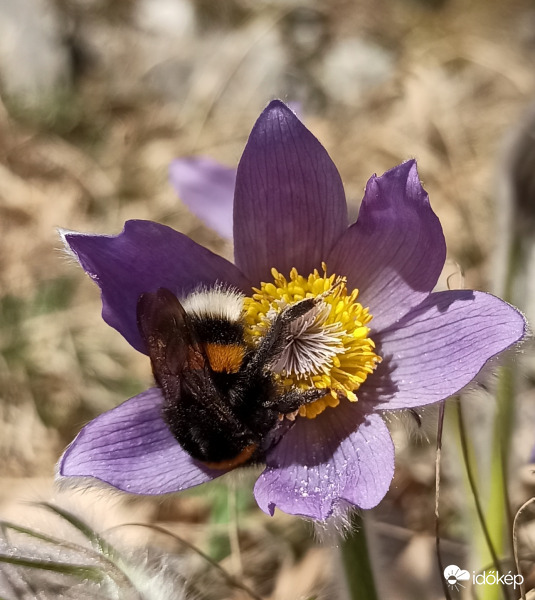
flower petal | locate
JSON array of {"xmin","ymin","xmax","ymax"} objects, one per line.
[
  {"xmin": 360, "ymin": 290, "xmax": 527, "ymax": 410},
  {"xmin": 253, "ymin": 405, "xmax": 394, "ymax": 520},
  {"xmin": 58, "ymin": 388, "xmax": 222, "ymax": 494},
  {"xmin": 328, "ymin": 161, "xmax": 446, "ymax": 332},
  {"xmin": 169, "ymin": 157, "xmax": 236, "ymax": 239},
  {"xmin": 61, "ymin": 220, "xmax": 251, "ymax": 353},
  {"xmin": 233, "ymin": 100, "xmax": 348, "ymax": 283}
]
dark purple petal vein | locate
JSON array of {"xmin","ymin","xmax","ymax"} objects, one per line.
[
  {"xmin": 63, "ymin": 220, "xmax": 251, "ymax": 353},
  {"xmin": 234, "ymin": 100, "xmax": 348, "ymax": 283},
  {"xmin": 328, "ymin": 161, "xmax": 446, "ymax": 332},
  {"xmin": 58, "ymin": 388, "xmax": 223, "ymax": 494},
  {"xmin": 359, "ymin": 290, "xmax": 527, "ymax": 410}
]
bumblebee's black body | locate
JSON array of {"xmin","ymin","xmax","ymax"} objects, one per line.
[{"xmin": 137, "ymin": 288, "xmax": 326, "ymax": 468}]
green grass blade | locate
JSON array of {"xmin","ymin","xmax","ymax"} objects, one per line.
[{"xmin": 0, "ymin": 553, "xmax": 104, "ymax": 581}]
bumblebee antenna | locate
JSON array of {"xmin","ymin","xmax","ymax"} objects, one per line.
[{"xmin": 316, "ymin": 275, "xmax": 346, "ymax": 302}]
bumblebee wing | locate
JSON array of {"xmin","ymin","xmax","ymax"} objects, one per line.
[
  {"xmin": 137, "ymin": 288, "xmax": 207, "ymax": 396},
  {"xmin": 137, "ymin": 288, "xmax": 254, "ymax": 464}
]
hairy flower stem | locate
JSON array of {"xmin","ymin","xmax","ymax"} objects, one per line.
[
  {"xmin": 457, "ymin": 402, "xmax": 508, "ymax": 600},
  {"xmin": 435, "ymin": 401, "xmax": 453, "ymax": 600},
  {"xmin": 478, "ymin": 159, "xmax": 528, "ymax": 600},
  {"xmin": 478, "ymin": 364, "xmax": 517, "ymax": 600},
  {"xmin": 340, "ymin": 514, "xmax": 379, "ymax": 600}
]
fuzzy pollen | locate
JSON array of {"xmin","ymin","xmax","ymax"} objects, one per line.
[{"xmin": 244, "ymin": 264, "xmax": 381, "ymax": 418}]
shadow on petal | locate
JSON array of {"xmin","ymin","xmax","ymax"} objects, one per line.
[
  {"xmin": 254, "ymin": 403, "xmax": 394, "ymax": 519},
  {"xmin": 328, "ymin": 161, "xmax": 446, "ymax": 332},
  {"xmin": 360, "ymin": 289, "xmax": 526, "ymax": 410}
]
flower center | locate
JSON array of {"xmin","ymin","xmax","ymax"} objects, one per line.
[{"xmin": 243, "ymin": 264, "xmax": 381, "ymax": 419}]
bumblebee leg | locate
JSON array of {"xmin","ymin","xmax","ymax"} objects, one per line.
[
  {"xmin": 245, "ymin": 297, "xmax": 320, "ymax": 374},
  {"xmin": 277, "ymin": 297, "xmax": 317, "ymax": 324},
  {"xmin": 265, "ymin": 387, "xmax": 330, "ymax": 413}
]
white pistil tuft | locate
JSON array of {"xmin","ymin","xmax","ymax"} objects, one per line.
[
  {"xmin": 269, "ymin": 301, "xmax": 345, "ymax": 377},
  {"xmin": 244, "ymin": 265, "xmax": 380, "ymax": 418}
]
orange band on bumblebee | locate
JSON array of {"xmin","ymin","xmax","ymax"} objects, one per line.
[
  {"xmin": 204, "ymin": 343, "xmax": 245, "ymax": 373},
  {"xmin": 202, "ymin": 443, "xmax": 257, "ymax": 470}
]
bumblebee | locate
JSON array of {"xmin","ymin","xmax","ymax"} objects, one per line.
[{"xmin": 136, "ymin": 286, "xmax": 328, "ymax": 470}]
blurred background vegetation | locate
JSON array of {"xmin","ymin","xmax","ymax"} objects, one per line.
[{"xmin": 1, "ymin": 0, "xmax": 535, "ymax": 598}]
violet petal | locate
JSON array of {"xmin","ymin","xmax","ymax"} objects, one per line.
[
  {"xmin": 62, "ymin": 220, "xmax": 251, "ymax": 353},
  {"xmin": 361, "ymin": 290, "xmax": 527, "ymax": 410},
  {"xmin": 328, "ymin": 161, "xmax": 446, "ymax": 332},
  {"xmin": 58, "ymin": 388, "xmax": 222, "ymax": 494},
  {"xmin": 254, "ymin": 404, "xmax": 394, "ymax": 519},
  {"xmin": 233, "ymin": 100, "xmax": 348, "ymax": 283},
  {"xmin": 169, "ymin": 157, "xmax": 236, "ymax": 239}
]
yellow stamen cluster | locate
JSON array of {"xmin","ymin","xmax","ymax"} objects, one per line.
[{"xmin": 244, "ymin": 264, "xmax": 381, "ymax": 418}]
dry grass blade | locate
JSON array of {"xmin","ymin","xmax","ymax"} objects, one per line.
[{"xmin": 512, "ymin": 497, "xmax": 535, "ymax": 600}]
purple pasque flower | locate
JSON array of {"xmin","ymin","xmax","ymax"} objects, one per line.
[{"xmin": 58, "ymin": 100, "xmax": 526, "ymax": 521}]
